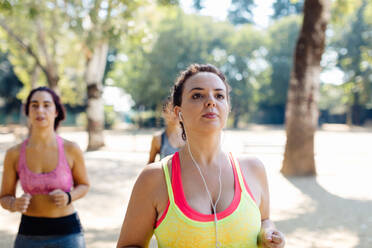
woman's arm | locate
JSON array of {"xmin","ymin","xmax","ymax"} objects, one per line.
[
  {"xmin": 50, "ymin": 141, "xmax": 90, "ymax": 207},
  {"xmin": 255, "ymin": 159, "xmax": 285, "ymax": 248},
  {"xmin": 117, "ymin": 164, "xmax": 165, "ymax": 248},
  {"xmin": 0, "ymin": 146, "xmax": 32, "ymax": 212},
  {"xmin": 148, "ymin": 135, "xmax": 161, "ymax": 164},
  {"xmin": 69, "ymin": 142, "xmax": 90, "ymax": 202}
]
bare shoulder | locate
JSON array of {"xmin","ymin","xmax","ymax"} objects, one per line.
[
  {"xmin": 62, "ymin": 139, "xmax": 83, "ymax": 155},
  {"xmin": 130, "ymin": 160, "xmax": 169, "ymax": 208},
  {"xmin": 3, "ymin": 144, "xmax": 22, "ymax": 171},
  {"xmin": 152, "ymin": 132, "xmax": 162, "ymax": 143},
  {"xmin": 5, "ymin": 143, "xmax": 22, "ymax": 160},
  {"xmin": 237, "ymin": 155, "xmax": 265, "ymax": 171},
  {"xmin": 236, "ymin": 155, "xmax": 267, "ymax": 181},
  {"xmin": 138, "ymin": 161, "xmax": 165, "ymax": 188}
]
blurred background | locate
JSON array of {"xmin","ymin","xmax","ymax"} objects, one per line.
[
  {"xmin": 1, "ymin": 0, "xmax": 372, "ymax": 247},
  {"xmin": 1, "ymin": 0, "xmax": 371, "ymax": 138}
]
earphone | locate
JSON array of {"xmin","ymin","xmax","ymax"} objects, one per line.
[{"xmin": 178, "ymin": 111, "xmax": 183, "ymax": 121}]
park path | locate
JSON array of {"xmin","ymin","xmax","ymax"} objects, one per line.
[{"xmin": 1, "ymin": 125, "xmax": 372, "ymax": 248}]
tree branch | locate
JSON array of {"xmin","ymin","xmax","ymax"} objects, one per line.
[{"xmin": 0, "ymin": 18, "xmax": 48, "ymax": 75}]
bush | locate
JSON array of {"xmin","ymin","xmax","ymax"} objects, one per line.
[{"xmin": 104, "ymin": 105, "xmax": 117, "ymax": 129}]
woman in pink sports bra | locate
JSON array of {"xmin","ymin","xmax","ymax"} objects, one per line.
[
  {"xmin": 117, "ymin": 64, "xmax": 285, "ymax": 248},
  {"xmin": 0, "ymin": 87, "xmax": 90, "ymax": 248}
]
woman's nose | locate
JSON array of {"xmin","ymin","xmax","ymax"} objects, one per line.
[
  {"xmin": 36, "ymin": 106, "xmax": 45, "ymax": 112},
  {"xmin": 205, "ymin": 94, "xmax": 216, "ymax": 107}
]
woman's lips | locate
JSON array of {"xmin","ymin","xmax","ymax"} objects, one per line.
[{"xmin": 202, "ymin": 113, "xmax": 217, "ymax": 119}]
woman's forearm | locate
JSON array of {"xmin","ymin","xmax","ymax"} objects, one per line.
[
  {"xmin": 70, "ymin": 184, "xmax": 89, "ymax": 203},
  {"xmin": 261, "ymin": 218, "xmax": 276, "ymax": 229},
  {"xmin": 0, "ymin": 195, "xmax": 15, "ymax": 212}
]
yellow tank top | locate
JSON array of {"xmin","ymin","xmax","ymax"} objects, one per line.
[{"xmin": 154, "ymin": 152, "xmax": 261, "ymax": 248}]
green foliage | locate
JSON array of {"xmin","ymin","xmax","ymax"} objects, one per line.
[
  {"xmin": 265, "ymin": 15, "xmax": 301, "ymax": 106},
  {"xmin": 272, "ymin": 0, "xmax": 304, "ymax": 19},
  {"xmin": 110, "ymin": 8, "xmax": 267, "ymax": 127},
  {"xmin": 61, "ymin": 0, "xmax": 145, "ymax": 49},
  {"xmin": 319, "ymin": 83, "xmax": 347, "ymax": 114},
  {"xmin": 222, "ymin": 24, "xmax": 267, "ymax": 126},
  {"xmin": 0, "ymin": 52, "xmax": 23, "ymax": 113},
  {"xmin": 110, "ymin": 9, "xmax": 229, "ymax": 109},
  {"xmin": 332, "ymin": 0, "xmax": 372, "ymax": 108},
  {"xmin": 104, "ymin": 105, "xmax": 117, "ymax": 129},
  {"xmin": 227, "ymin": 0, "xmax": 255, "ymax": 25},
  {"xmin": 157, "ymin": 0, "xmax": 179, "ymax": 5},
  {"xmin": 331, "ymin": 0, "xmax": 363, "ymax": 25},
  {"xmin": 0, "ymin": 0, "xmax": 166, "ymax": 106},
  {"xmin": 131, "ymin": 110, "xmax": 162, "ymax": 128},
  {"xmin": 192, "ymin": 0, "xmax": 204, "ymax": 11},
  {"xmin": 0, "ymin": 0, "xmax": 86, "ymax": 104},
  {"xmin": 0, "ymin": 0, "xmax": 11, "ymax": 11}
]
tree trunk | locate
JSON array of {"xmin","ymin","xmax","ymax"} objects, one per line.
[
  {"xmin": 233, "ymin": 111, "xmax": 240, "ymax": 128},
  {"xmin": 30, "ymin": 64, "xmax": 40, "ymax": 89},
  {"xmin": 346, "ymin": 105, "xmax": 352, "ymax": 126},
  {"xmin": 281, "ymin": 0, "xmax": 330, "ymax": 176},
  {"xmin": 85, "ymin": 42, "xmax": 108, "ymax": 151},
  {"xmin": 352, "ymin": 91, "xmax": 362, "ymax": 125}
]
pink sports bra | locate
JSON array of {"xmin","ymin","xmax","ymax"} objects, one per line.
[{"xmin": 17, "ymin": 135, "xmax": 73, "ymax": 195}]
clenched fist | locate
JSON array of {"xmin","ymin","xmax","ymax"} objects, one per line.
[
  {"xmin": 260, "ymin": 228, "xmax": 285, "ymax": 248},
  {"xmin": 13, "ymin": 193, "xmax": 32, "ymax": 213},
  {"xmin": 49, "ymin": 189, "xmax": 69, "ymax": 207}
]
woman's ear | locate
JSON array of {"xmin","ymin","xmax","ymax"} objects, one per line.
[{"xmin": 174, "ymin": 107, "xmax": 182, "ymax": 121}]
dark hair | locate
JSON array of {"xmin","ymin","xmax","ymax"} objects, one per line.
[
  {"xmin": 25, "ymin": 87, "xmax": 66, "ymax": 130},
  {"xmin": 171, "ymin": 64, "xmax": 231, "ymax": 140}
]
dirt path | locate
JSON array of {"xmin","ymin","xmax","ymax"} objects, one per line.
[{"xmin": 1, "ymin": 126, "xmax": 371, "ymax": 248}]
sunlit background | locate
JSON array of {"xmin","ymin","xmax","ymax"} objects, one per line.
[{"xmin": 1, "ymin": 0, "xmax": 372, "ymax": 247}]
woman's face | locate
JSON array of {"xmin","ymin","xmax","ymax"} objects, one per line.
[
  {"xmin": 28, "ymin": 91, "xmax": 57, "ymax": 130},
  {"xmin": 175, "ymin": 72, "xmax": 229, "ymax": 135}
]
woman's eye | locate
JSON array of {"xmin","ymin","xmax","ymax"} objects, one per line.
[
  {"xmin": 216, "ymin": 94, "xmax": 225, "ymax": 100},
  {"xmin": 192, "ymin": 93, "xmax": 202, "ymax": 99}
]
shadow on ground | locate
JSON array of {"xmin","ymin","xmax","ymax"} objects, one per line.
[{"xmin": 277, "ymin": 177, "xmax": 372, "ymax": 247}]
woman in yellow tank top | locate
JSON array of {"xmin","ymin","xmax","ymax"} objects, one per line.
[{"xmin": 117, "ymin": 64, "xmax": 285, "ymax": 248}]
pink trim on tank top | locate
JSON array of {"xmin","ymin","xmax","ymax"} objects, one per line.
[
  {"xmin": 155, "ymin": 152, "xmax": 258, "ymax": 227},
  {"xmin": 172, "ymin": 152, "xmax": 241, "ymax": 221}
]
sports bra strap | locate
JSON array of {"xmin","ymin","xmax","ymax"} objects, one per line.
[
  {"xmin": 18, "ymin": 139, "xmax": 28, "ymax": 172},
  {"xmin": 56, "ymin": 135, "xmax": 67, "ymax": 164},
  {"xmin": 229, "ymin": 153, "xmax": 244, "ymax": 188},
  {"xmin": 161, "ymin": 155, "xmax": 175, "ymax": 203},
  {"xmin": 228, "ymin": 152, "xmax": 256, "ymax": 202}
]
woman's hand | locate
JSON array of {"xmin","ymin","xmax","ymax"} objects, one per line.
[
  {"xmin": 49, "ymin": 189, "xmax": 69, "ymax": 207},
  {"xmin": 13, "ymin": 193, "xmax": 32, "ymax": 213},
  {"xmin": 260, "ymin": 228, "xmax": 285, "ymax": 248}
]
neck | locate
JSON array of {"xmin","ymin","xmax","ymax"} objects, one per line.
[
  {"xmin": 28, "ymin": 127, "xmax": 57, "ymax": 147},
  {"xmin": 181, "ymin": 131, "xmax": 223, "ymax": 167}
]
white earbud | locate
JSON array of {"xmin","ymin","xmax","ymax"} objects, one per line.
[{"xmin": 178, "ymin": 112, "xmax": 183, "ymax": 121}]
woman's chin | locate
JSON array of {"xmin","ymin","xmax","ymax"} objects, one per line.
[
  {"xmin": 200, "ymin": 123, "xmax": 224, "ymax": 132},
  {"xmin": 32, "ymin": 123, "xmax": 51, "ymax": 129}
]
